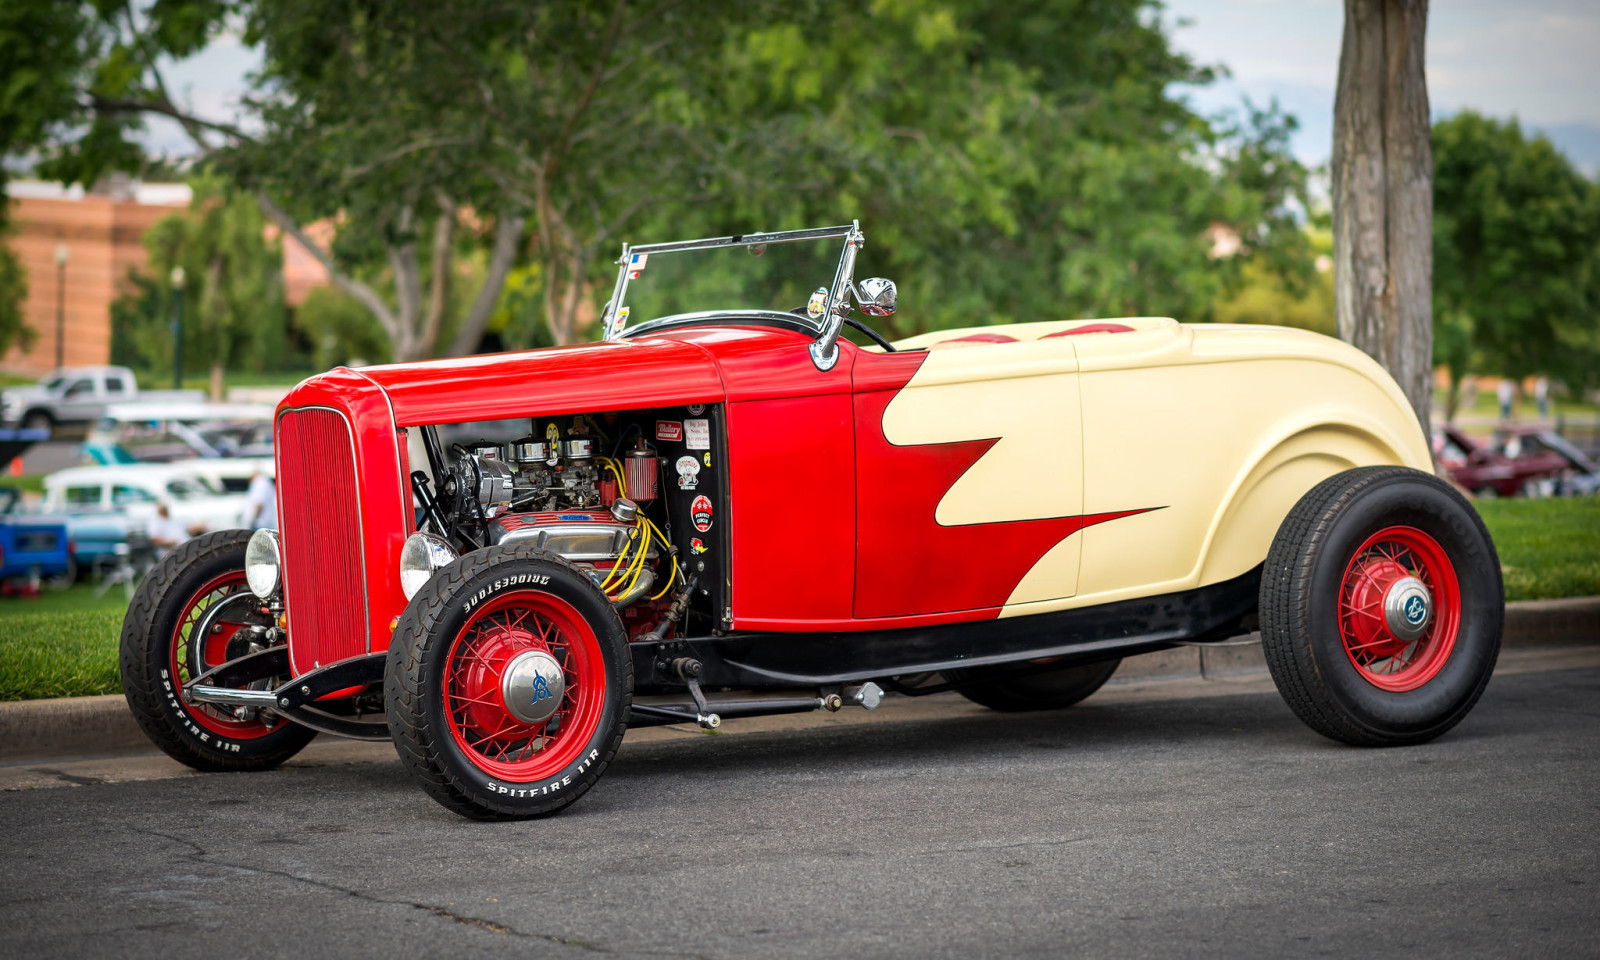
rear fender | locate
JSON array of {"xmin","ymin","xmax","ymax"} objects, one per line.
[{"xmin": 1196, "ymin": 421, "xmax": 1423, "ymax": 586}]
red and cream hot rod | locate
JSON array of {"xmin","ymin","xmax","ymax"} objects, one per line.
[{"xmin": 119, "ymin": 223, "xmax": 1503, "ymax": 819}]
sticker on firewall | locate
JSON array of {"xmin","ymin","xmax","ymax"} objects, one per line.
[
  {"xmin": 684, "ymin": 419, "xmax": 710, "ymax": 450},
  {"xmin": 691, "ymin": 495, "xmax": 713, "ymax": 532},
  {"xmin": 676, "ymin": 455, "xmax": 700, "ymax": 490},
  {"xmin": 703, "ymin": 451, "xmax": 711, "ymax": 467},
  {"xmin": 686, "ymin": 404, "xmax": 706, "ymax": 416},
  {"xmin": 690, "ymin": 538, "xmax": 708, "ymax": 554},
  {"xmin": 656, "ymin": 420, "xmax": 683, "ymax": 442}
]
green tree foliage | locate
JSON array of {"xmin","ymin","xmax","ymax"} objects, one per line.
[
  {"xmin": 0, "ymin": 1, "xmax": 99, "ymax": 354},
  {"xmin": 1433, "ymin": 111, "xmax": 1600, "ymax": 400},
  {"xmin": 110, "ymin": 170, "xmax": 286, "ymax": 382},
  {"xmin": 293, "ymin": 287, "xmax": 389, "ymax": 369},
  {"xmin": 625, "ymin": 0, "xmax": 1313, "ymax": 336},
  {"xmin": 25, "ymin": 0, "xmax": 1313, "ymax": 362},
  {"xmin": 1213, "ymin": 233, "xmax": 1336, "ymax": 337}
]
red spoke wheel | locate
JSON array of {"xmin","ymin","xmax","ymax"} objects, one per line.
[
  {"xmin": 168, "ymin": 570, "xmax": 292, "ymax": 740},
  {"xmin": 386, "ymin": 545, "xmax": 630, "ymax": 820},
  {"xmin": 1337, "ymin": 526, "xmax": 1461, "ymax": 692},
  {"xmin": 1260, "ymin": 467, "xmax": 1502, "ymax": 746},
  {"xmin": 120, "ymin": 530, "xmax": 316, "ymax": 771}
]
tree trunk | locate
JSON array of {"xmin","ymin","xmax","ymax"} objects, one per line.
[
  {"xmin": 446, "ymin": 211, "xmax": 528, "ymax": 356},
  {"xmin": 418, "ymin": 196, "xmax": 457, "ymax": 359},
  {"xmin": 202, "ymin": 254, "xmax": 227, "ymax": 401},
  {"xmin": 1332, "ymin": 0, "xmax": 1433, "ymax": 436},
  {"xmin": 388, "ymin": 205, "xmax": 425, "ymax": 361}
]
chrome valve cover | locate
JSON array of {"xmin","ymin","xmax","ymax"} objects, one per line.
[{"xmin": 486, "ymin": 510, "xmax": 660, "ymax": 563}]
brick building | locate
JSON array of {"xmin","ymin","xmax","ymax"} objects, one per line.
[
  {"xmin": 3, "ymin": 178, "xmax": 331, "ymax": 379},
  {"xmin": 3, "ymin": 178, "xmax": 192, "ymax": 376}
]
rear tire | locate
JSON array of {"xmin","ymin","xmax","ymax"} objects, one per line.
[
  {"xmin": 119, "ymin": 530, "xmax": 315, "ymax": 771},
  {"xmin": 947, "ymin": 658, "xmax": 1121, "ymax": 712},
  {"xmin": 1260, "ymin": 466, "xmax": 1503, "ymax": 746},
  {"xmin": 385, "ymin": 545, "xmax": 631, "ymax": 820}
]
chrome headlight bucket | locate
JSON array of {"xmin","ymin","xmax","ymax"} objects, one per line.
[
  {"xmin": 245, "ymin": 529, "xmax": 283, "ymax": 599},
  {"xmin": 400, "ymin": 532, "xmax": 459, "ymax": 601}
]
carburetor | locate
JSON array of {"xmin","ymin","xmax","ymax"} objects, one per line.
[{"xmin": 508, "ymin": 421, "xmax": 603, "ymax": 511}]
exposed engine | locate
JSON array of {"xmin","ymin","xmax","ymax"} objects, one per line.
[{"xmin": 415, "ymin": 408, "xmax": 712, "ymax": 636}]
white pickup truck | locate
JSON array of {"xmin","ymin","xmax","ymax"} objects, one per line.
[{"xmin": 0, "ymin": 366, "xmax": 205, "ymax": 431}]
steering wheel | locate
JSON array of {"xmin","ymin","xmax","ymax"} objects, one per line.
[
  {"xmin": 788, "ymin": 307, "xmax": 897, "ymax": 352},
  {"xmin": 843, "ymin": 316, "xmax": 896, "ymax": 352}
]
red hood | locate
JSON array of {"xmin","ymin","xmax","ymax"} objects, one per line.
[
  {"xmin": 280, "ymin": 323, "xmax": 856, "ymax": 427},
  {"xmin": 284, "ymin": 336, "xmax": 726, "ymax": 428}
]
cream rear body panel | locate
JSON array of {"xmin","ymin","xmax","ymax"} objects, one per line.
[{"xmin": 886, "ymin": 318, "xmax": 1431, "ymax": 619}]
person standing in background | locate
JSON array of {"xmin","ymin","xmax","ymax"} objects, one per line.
[
  {"xmin": 1497, "ymin": 379, "xmax": 1514, "ymax": 421},
  {"xmin": 245, "ymin": 470, "xmax": 277, "ymax": 530},
  {"xmin": 148, "ymin": 502, "xmax": 197, "ymax": 555},
  {"xmin": 1535, "ymin": 376, "xmax": 1550, "ymax": 420}
]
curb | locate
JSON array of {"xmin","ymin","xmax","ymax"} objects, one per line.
[{"xmin": 4, "ymin": 596, "xmax": 1597, "ymax": 765}]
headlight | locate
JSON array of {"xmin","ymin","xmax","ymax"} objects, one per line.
[
  {"xmin": 245, "ymin": 529, "xmax": 282, "ymax": 599},
  {"xmin": 400, "ymin": 532, "xmax": 459, "ymax": 600}
]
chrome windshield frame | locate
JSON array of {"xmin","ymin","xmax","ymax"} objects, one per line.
[{"xmin": 600, "ymin": 222, "xmax": 865, "ymax": 370}]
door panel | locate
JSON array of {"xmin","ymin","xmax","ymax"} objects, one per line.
[
  {"xmin": 852, "ymin": 343, "xmax": 1085, "ymax": 619},
  {"xmin": 727, "ymin": 394, "xmax": 856, "ymax": 626}
]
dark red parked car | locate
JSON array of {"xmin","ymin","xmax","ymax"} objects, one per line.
[{"xmin": 1434, "ymin": 425, "xmax": 1574, "ymax": 497}]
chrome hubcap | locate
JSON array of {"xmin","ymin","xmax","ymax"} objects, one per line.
[
  {"xmin": 1383, "ymin": 576, "xmax": 1433, "ymax": 642},
  {"xmin": 500, "ymin": 649, "xmax": 567, "ymax": 724}
]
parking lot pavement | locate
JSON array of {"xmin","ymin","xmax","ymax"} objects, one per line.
[{"xmin": 3, "ymin": 648, "xmax": 1597, "ymax": 959}]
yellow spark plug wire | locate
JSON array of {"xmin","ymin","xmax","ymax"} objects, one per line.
[
  {"xmin": 608, "ymin": 515, "xmax": 652, "ymax": 596},
  {"xmin": 643, "ymin": 518, "xmax": 681, "ymax": 600},
  {"xmin": 599, "ymin": 524, "xmax": 642, "ymax": 592}
]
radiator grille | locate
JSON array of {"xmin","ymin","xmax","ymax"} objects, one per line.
[{"xmin": 278, "ymin": 408, "xmax": 367, "ymax": 669}]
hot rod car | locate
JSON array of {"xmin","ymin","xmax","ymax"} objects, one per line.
[{"xmin": 119, "ymin": 223, "xmax": 1503, "ymax": 820}]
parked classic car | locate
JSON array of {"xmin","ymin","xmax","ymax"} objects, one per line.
[
  {"xmin": 44, "ymin": 464, "xmax": 249, "ymax": 569},
  {"xmin": 1433, "ymin": 423, "xmax": 1592, "ymax": 498},
  {"xmin": 0, "ymin": 366, "xmax": 204, "ymax": 433},
  {"xmin": 120, "ymin": 223, "xmax": 1503, "ymax": 820},
  {"xmin": 86, "ymin": 402, "xmax": 276, "ymax": 493},
  {"xmin": 0, "ymin": 487, "xmax": 73, "ymax": 590}
]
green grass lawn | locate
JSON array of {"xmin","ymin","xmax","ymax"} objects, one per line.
[
  {"xmin": 1474, "ymin": 497, "xmax": 1600, "ymax": 602},
  {"xmin": 1, "ymin": 497, "xmax": 1596, "ymax": 701},
  {"xmin": 0, "ymin": 475, "xmax": 46, "ymax": 495},
  {"xmin": 1435, "ymin": 386, "xmax": 1600, "ymax": 420},
  {"xmin": 0, "ymin": 584, "xmax": 130, "ymax": 701}
]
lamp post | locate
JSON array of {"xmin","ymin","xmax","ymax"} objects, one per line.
[
  {"xmin": 170, "ymin": 266, "xmax": 186, "ymax": 390},
  {"xmin": 53, "ymin": 245, "xmax": 68, "ymax": 370}
]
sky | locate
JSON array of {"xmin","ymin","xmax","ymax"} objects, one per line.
[
  {"xmin": 140, "ymin": 2, "xmax": 1600, "ymax": 174},
  {"xmin": 1165, "ymin": 0, "xmax": 1600, "ymax": 173}
]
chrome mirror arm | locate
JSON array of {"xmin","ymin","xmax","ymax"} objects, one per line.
[{"xmin": 812, "ymin": 221, "xmax": 864, "ymax": 371}]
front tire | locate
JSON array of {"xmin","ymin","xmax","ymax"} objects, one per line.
[
  {"xmin": 119, "ymin": 530, "xmax": 316, "ymax": 771},
  {"xmin": 1260, "ymin": 466, "xmax": 1503, "ymax": 746},
  {"xmin": 947, "ymin": 658, "xmax": 1121, "ymax": 712},
  {"xmin": 385, "ymin": 545, "xmax": 631, "ymax": 820}
]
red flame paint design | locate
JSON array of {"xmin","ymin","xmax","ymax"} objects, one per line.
[{"xmin": 853, "ymin": 351, "xmax": 1156, "ymax": 619}]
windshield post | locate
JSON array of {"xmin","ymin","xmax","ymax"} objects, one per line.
[
  {"xmin": 810, "ymin": 221, "xmax": 864, "ymax": 372},
  {"xmin": 600, "ymin": 242, "xmax": 632, "ymax": 340}
]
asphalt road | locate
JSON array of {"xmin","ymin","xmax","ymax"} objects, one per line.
[{"xmin": 3, "ymin": 653, "xmax": 1597, "ymax": 960}]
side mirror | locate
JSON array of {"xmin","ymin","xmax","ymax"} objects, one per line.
[{"xmin": 856, "ymin": 277, "xmax": 897, "ymax": 317}]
